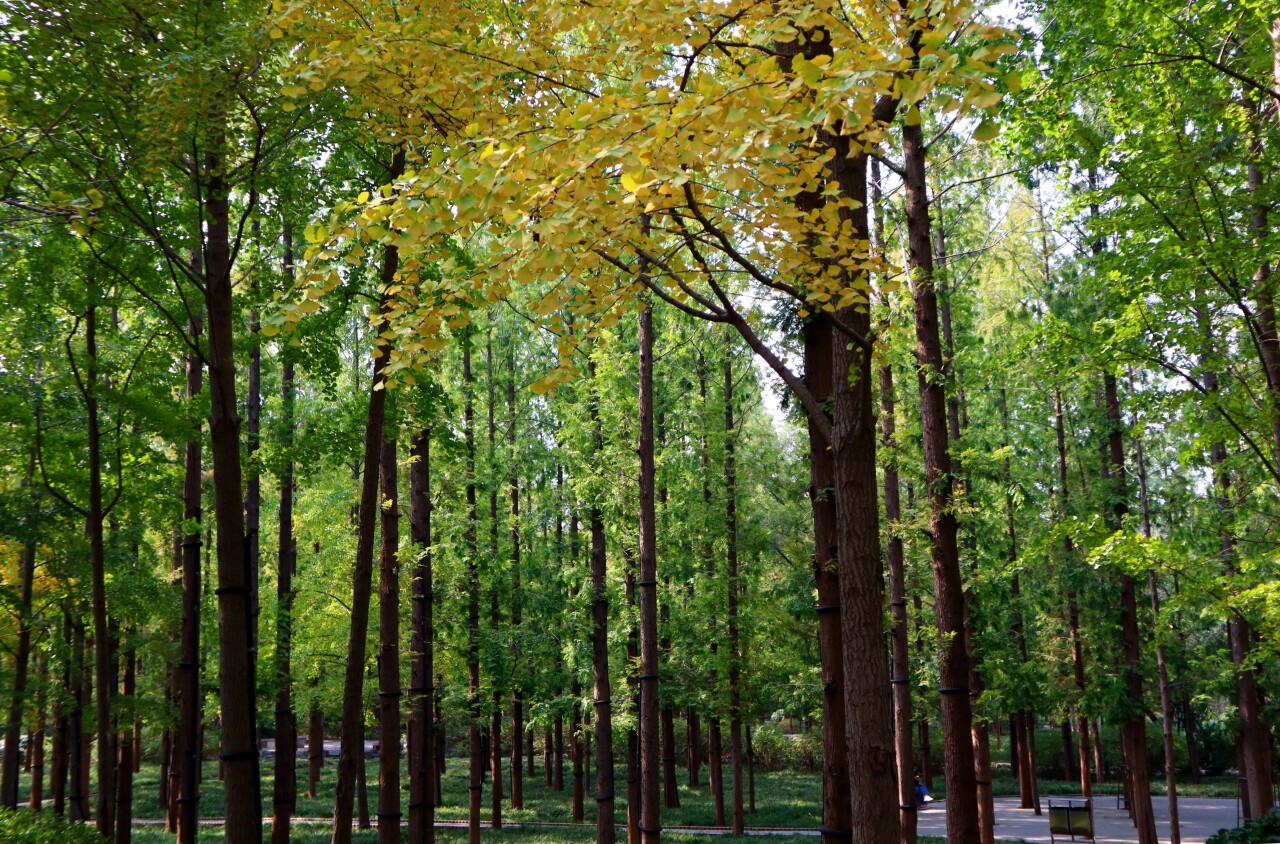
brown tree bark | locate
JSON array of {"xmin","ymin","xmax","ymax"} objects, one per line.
[
  {"xmin": 176, "ymin": 311, "xmax": 203, "ymax": 844},
  {"xmin": 115, "ymin": 631, "xmax": 136, "ymax": 844},
  {"xmin": 204, "ymin": 148, "xmax": 262, "ymax": 844},
  {"xmin": 0, "ymin": 453, "xmax": 37, "ymax": 809},
  {"xmin": 687, "ymin": 711, "xmax": 701, "ymax": 788},
  {"xmin": 465, "ymin": 336, "xmax": 484, "ymax": 844},
  {"xmin": 507, "ymin": 346, "xmax": 525, "ymax": 812},
  {"xmin": 879, "ymin": 359, "xmax": 917, "ymax": 844},
  {"xmin": 30, "ymin": 658, "xmax": 45, "ymax": 811},
  {"xmin": 902, "ymin": 116, "xmax": 980, "ymax": 844},
  {"xmin": 588, "ymin": 356, "xmax": 617, "ymax": 844},
  {"xmin": 272, "ymin": 224, "xmax": 299, "ymax": 844},
  {"xmin": 378, "ymin": 428, "xmax": 402, "ymax": 844},
  {"xmin": 330, "ymin": 150, "xmax": 404, "ymax": 844},
  {"xmin": 309, "ymin": 708, "xmax": 324, "ymax": 799},
  {"xmin": 409, "ymin": 428, "xmax": 437, "ymax": 844},
  {"xmin": 1103, "ymin": 374, "xmax": 1157, "ymax": 844},
  {"xmin": 723, "ymin": 340, "xmax": 744, "ymax": 839},
  {"xmin": 638, "ymin": 301, "xmax": 662, "ymax": 844}
]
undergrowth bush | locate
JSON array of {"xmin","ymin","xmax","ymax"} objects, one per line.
[
  {"xmin": 1207, "ymin": 810, "xmax": 1280, "ymax": 844},
  {"xmin": 0, "ymin": 808, "xmax": 107, "ymax": 844}
]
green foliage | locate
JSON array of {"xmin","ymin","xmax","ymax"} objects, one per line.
[
  {"xmin": 0, "ymin": 808, "xmax": 107, "ymax": 844},
  {"xmin": 1206, "ymin": 810, "xmax": 1280, "ymax": 844}
]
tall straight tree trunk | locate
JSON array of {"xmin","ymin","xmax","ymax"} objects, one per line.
[
  {"xmin": 78, "ymin": 294, "xmax": 117, "ymax": 838},
  {"xmin": 486, "ymin": 329, "xmax": 504, "ymax": 831},
  {"xmin": 625, "ymin": 556, "xmax": 640, "ymax": 844},
  {"xmin": 330, "ymin": 149, "xmax": 404, "ymax": 844},
  {"xmin": 203, "ymin": 147, "xmax": 262, "ymax": 844},
  {"xmin": 687, "ymin": 711, "xmax": 701, "ymax": 788},
  {"xmin": 1201, "ymin": 325, "xmax": 1274, "ymax": 819},
  {"xmin": 115, "ymin": 630, "xmax": 136, "ymax": 844},
  {"xmin": 570, "ymin": 510, "xmax": 585, "ymax": 824},
  {"xmin": 409, "ymin": 428, "xmax": 436, "ymax": 844},
  {"xmin": 589, "ymin": 357, "xmax": 617, "ymax": 844},
  {"xmin": 802, "ymin": 315, "xmax": 852, "ymax": 844},
  {"xmin": 656, "ymin": 411, "xmax": 680, "ymax": 813},
  {"xmin": 901, "ymin": 117, "xmax": 980, "ymax": 844},
  {"xmin": 177, "ymin": 312, "xmax": 203, "ymax": 844},
  {"xmin": 507, "ymin": 347, "xmax": 524, "ymax": 811},
  {"xmin": 245, "ymin": 246, "xmax": 263, "ymax": 758},
  {"xmin": 0, "ymin": 453, "xmax": 37, "ymax": 809},
  {"xmin": 1055, "ymin": 389, "xmax": 1094, "ymax": 799},
  {"xmin": 30, "ymin": 656, "xmax": 46, "ymax": 811},
  {"xmin": 309, "ymin": 708, "xmax": 324, "ymax": 799},
  {"xmin": 1102, "ymin": 374, "xmax": 1157, "ymax": 844},
  {"xmin": 696, "ymin": 356, "xmax": 726, "ymax": 827},
  {"xmin": 464, "ymin": 336, "xmax": 484, "ymax": 844},
  {"xmin": 722, "ymin": 340, "xmax": 744, "ymax": 839},
  {"xmin": 273, "ymin": 225, "xmax": 299, "ymax": 844},
  {"xmin": 378, "ymin": 426, "xmax": 402, "ymax": 844},
  {"xmin": 879, "ymin": 360, "xmax": 917, "ymax": 844},
  {"xmin": 1132, "ymin": 428, "xmax": 1180, "ymax": 844},
  {"xmin": 52, "ymin": 647, "xmax": 67, "ymax": 817},
  {"xmin": 638, "ymin": 300, "xmax": 662, "ymax": 844},
  {"xmin": 67, "ymin": 616, "xmax": 84, "ymax": 823}
]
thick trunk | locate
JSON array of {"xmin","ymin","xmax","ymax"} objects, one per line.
[
  {"xmin": 331, "ymin": 150, "xmax": 403, "ymax": 843},
  {"xmin": 638, "ymin": 303, "xmax": 662, "ymax": 844},
  {"xmin": 273, "ymin": 228, "xmax": 298, "ymax": 844},
  {"xmin": 880, "ymin": 360, "xmax": 917, "ymax": 844},
  {"xmin": 177, "ymin": 313, "xmax": 203, "ymax": 844},
  {"xmin": 409, "ymin": 429, "xmax": 437, "ymax": 844},
  {"xmin": 378, "ymin": 430, "xmax": 402, "ymax": 844},
  {"xmin": 1103, "ymin": 374, "xmax": 1157, "ymax": 844},
  {"xmin": 902, "ymin": 118, "xmax": 979, "ymax": 844},
  {"xmin": 687, "ymin": 711, "xmax": 701, "ymax": 788},
  {"xmin": 204, "ymin": 152, "xmax": 262, "ymax": 844}
]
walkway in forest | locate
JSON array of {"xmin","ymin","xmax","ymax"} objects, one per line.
[
  {"xmin": 915, "ymin": 795, "xmax": 1238, "ymax": 844},
  {"xmin": 126, "ymin": 795, "xmax": 1241, "ymax": 842}
]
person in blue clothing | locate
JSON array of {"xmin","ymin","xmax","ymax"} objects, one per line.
[{"xmin": 914, "ymin": 770, "xmax": 935, "ymax": 806}]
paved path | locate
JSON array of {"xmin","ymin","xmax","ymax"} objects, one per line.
[{"xmin": 917, "ymin": 796, "xmax": 1238, "ymax": 843}]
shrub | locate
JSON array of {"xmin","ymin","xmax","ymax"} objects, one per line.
[
  {"xmin": 0, "ymin": 808, "xmax": 107, "ymax": 844},
  {"xmin": 750, "ymin": 722, "xmax": 821, "ymax": 772},
  {"xmin": 1206, "ymin": 809, "xmax": 1280, "ymax": 844}
]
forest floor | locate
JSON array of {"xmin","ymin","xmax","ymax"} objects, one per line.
[{"xmin": 14, "ymin": 757, "xmax": 1245, "ymax": 843}]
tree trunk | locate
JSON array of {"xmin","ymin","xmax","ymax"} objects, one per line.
[
  {"xmin": 486, "ymin": 328, "xmax": 504, "ymax": 831},
  {"xmin": 177, "ymin": 312, "xmax": 203, "ymax": 844},
  {"xmin": 722, "ymin": 339, "xmax": 744, "ymax": 839},
  {"xmin": 507, "ymin": 347, "xmax": 525, "ymax": 812},
  {"xmin": 52, "ymin": 635, "xmax": 68, "ymax": 817},
  {"xmin": 330, "ymin": 150, "xmax": 403, "ymax": 844},
  {"xmin": 1103, "ymin": 374, "xmax": 1158, "ymax": 844},
  {"xmin": 1132, "ymin": 423, "xmax": 1180, "ymax": 844},
  {"xmin": 409, "ymin": 428, "xmax": 437, "ymax": 844},
  {"xmin": 273, "ymin": 227, "xmax": 299, "ymax": 844},
  {"xmin": 880, "ymin": 358, "xmax": 917, "ymax": 844},
  {"xmin": 589, "ymin": 356, "xmax": 617, "ymax": 844},
  {"xmin": 30, "ymin": 659, "xmax": 45, "ymax": 811},
  {"xmin": 465, "ymin": 336, "xmax": 483, "ymax": 844},
  {"xmin": 115, "ymin": 633, "xmax": 136, "ymax": 844},
  {"xmin": 0, "ymin": 467, "xmax": 37, "ymax": 809},
  {"xmin": 687, "ymin": 711, "xmax": 701, "ymax": 788},
  {"xmin": 555, "ymin": 714, "xmax": 565, "ymax": 791},
  {"xmin": 204, "ymin": 148, "xmax": 262, "ymax": 844},
  {"xmin": 638, "ymin": 301, "xmax": 662, "ymax": 844},
  {"xmin": 67, "ymin": 617, "xmax": 84, "ymax": 823},
  {"xmin": 902, "ymin": 117, "xmax": 980, "ymax": 843},
  {"xmin": 570, "ymin": 510, "xmax": 585, "ymax": 824},
  {"xmin": 309, "ymin": 708, "xmax": 323, "ymax": 799},
  {"xmin": 378, "ymin": 428, "xmax": 402, "ymax": 844},
  {"xmin": 245, "ymin": 241, "xmax": 263, "ymax": 765}
]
